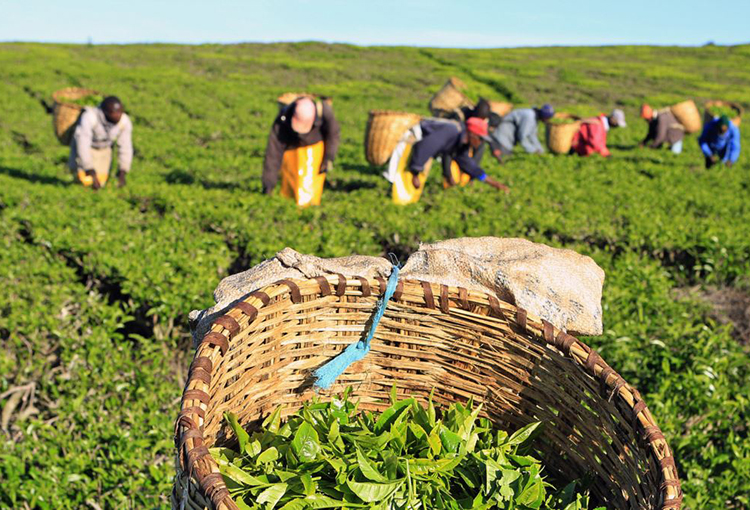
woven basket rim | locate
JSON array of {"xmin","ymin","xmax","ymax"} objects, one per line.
[
  {"xmin": 368, "ymin": 109, "xmax": 423, "ymax": 118},
  {"xmin": 175, "ymin": 274, "xmax": 683, "ymax": 510},
  {"xmin": 704, "ymin": 100, "xmax": 743, "ymax": 115},
  {"xmin": 52, "ymin": 87, "xmax": 101, "ymax": 107}
]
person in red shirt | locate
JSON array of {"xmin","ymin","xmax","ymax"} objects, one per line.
[{"xmin": 570, "ymin": 109, "xmax": 626, "ymax": 157}]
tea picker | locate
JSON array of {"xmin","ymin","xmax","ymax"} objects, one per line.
[
  {"xmin": 699, "ymin": 115, "xmax": 741, "ymax": 168},
  {"xmin": 570, "ymin": 108, "xmax": 627, "ymax": 157},
  {"xmin": 386, "ymin": 116, "xmax": 510, "ymax": 205},
  {"xmin": 262, "ymin": 96, "xmax": 341, "ymax": 207},
  {"xmin": 489, "ymin": 104, "xmax": 555, "ymax": 159},
  {"xmin": 639, "ymin": 104, "xmax": 685, "ymax": 154},
  {"xmin": 68, "ymin": 96, "xmax": 133, "ymax": 189}
]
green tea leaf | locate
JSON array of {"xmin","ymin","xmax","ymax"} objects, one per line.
[
  {"xmin": 225, "ymin": 412, "xmax": 250, "ymax": 453},
  {"xmin": 292, "ymin": 422, "xmax": 320, "ymax": 462},
  {"xmin": 356, "ymin": 448, "xmax": 387, "ymax": 482},
  {"xmin": 346, "ymin": 479, "xmax": 404, "ymax": 503}
]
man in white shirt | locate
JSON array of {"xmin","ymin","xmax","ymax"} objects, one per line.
[{"xmin": 68, "ymin": 96, "xmax": 133, "ymax": 189}]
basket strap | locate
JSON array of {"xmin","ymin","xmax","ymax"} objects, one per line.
[{"xmin": 313, "ymin": 265, "xmax": 400, "ymax": 390}]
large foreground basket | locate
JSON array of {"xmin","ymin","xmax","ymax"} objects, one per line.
[
  {"xmin": 51, "ymin": 87, "xmax": 100, "ymax": 145},
  {"xmin": 364, "ymin": 110, "xmax": 422, "ymax": 166},
  {"xmin": 703, "ymin": 100, "xmax": 742, "ymax": 127},
  {"xmin": 546, "ymin": 113, "xmax": 582, "ymax": 154},
  {"xmin": 173, "ymin": 275, "xmax": 682, "ymax": 510},
  {"xmin": 429, "ymin": 77, "xmax": 474, "ymax": 115},
  {"xmin": 276, "ymin": 92, "xmax": 333, "ymax": 112},
  {"xmin": 669, "ymin": 100, "xmax": 701, "ymax": 134}
]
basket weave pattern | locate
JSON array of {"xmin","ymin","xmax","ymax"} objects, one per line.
[
  {"xmin": 429, "ymin": 77, "xmax": 474, "ymax": 114},
  {"xmin": 546, "ymin": 113, "xmax": 582, "ymax": 155},
  {"xmin": 173, "ymin": 275, "xmax": 682, "ymax": 510},
  {"xmin": 364, "ymin": 110, "xmax": 422, "ymax": 166},
  {"xmin": 51, "ymin": 87, "xmax": 100, "ymax": 146},
  {"xmin": 669, "ymin": 100, "xmax": 701, "ymax": 134}
]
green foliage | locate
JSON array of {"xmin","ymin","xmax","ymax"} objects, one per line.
[
  {"xmin": 0, "ymin": 42, "xmax": 749, "ymax": 508},
  {"xmin": 214, "ymin": 392, "xmax": 601, "ymax": 509}
]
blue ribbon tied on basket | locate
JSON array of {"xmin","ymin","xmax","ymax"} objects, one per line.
[{"xmin": 313, "ymin": 263, "xmax": 400, "ymax": 390}]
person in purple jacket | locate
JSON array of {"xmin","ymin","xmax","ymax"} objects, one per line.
[
  {"xmin": 409, "ymin": 117, "xmax": 509, "ymax": 192},
  {"xmin": 699, "ymin": 115, "xmax": 741, "ymax": 168}
]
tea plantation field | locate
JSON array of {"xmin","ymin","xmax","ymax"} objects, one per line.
[{"xmin": 1, "ymin": 42, "xmax": 749, "ymax": 508}]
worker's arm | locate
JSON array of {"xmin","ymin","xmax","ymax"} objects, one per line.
[
  {"xmin": 518, "ymin": 114, "xmax": 544, "ymax": 153},
  {"xmin": 409, "ymin": 124, "xmax": 458, "ymax": 173},
  {"xmin": 453, "ymin": 149, "xmax": 486, "ymax": 180},
  {"xmin": 725, "ymin": 128, "xmax": 741, "ymax": 164},
  {"xmin": 73, "ymin": 110, "xmax": 96, "ymax": 171},
  {"xmin": 455, "ymin": 150, "xmax": 509, "ymax": 192},
  {"xmin": 649, "ymin": 118, "xmax": 668, "ymax": 148},
  {"xmin": 262, "ymin": 121, "xmax": 286, "ymax": 194},
  {"xmin": 698, "ymin": 123, "xmax": 714, "ymax": 158},
  {"xmin": 320, "ymin": 102, "xmax": 340, "ymax": 168},
  {"xmin": 116, "ymin": 114, "xmax": 133, "ymax": 173},
  {"xmin": 641, "ymin": 120, "xmax": 656, "ymax": 146}
]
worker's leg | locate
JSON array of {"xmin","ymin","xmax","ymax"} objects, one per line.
[{"xmin": 670, "ymin": 140, "xmax": 683, "ymax": 154}]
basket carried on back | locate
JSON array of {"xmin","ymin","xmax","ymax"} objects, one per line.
[
  {"xmin": 546, "ymin": 113, "xmax": 582, "ymax": 154},
  {"xmin": 703, "ymin": 100, "xmax": 742, "ymax": 127},
  {"xmin": 174, "ymin": 273, "xmax": 682, "ymax": 510},
  {"xmin": 276, "ymin": 92, "xmax": 333, "ymax": 113},
  {"xmin": 489, "ymin": 100, "xmax": 513, "ymax": 117},
  {"xmin": 429, "ymin": 77, "xmax": 474, "ymax": 116},
  {"xmin": 669, "ymin": 100, "xmax": 701, "ymax": 134},
  {"xmin": 364, "ymin": 110, "xmax": 422, "ymax": 166},
  {"xmin": 51, "ymin": 87, "xmax": 101, "ymax": 146}
]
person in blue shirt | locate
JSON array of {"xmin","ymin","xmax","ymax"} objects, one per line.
[{"xmin": 699, "ymin": 115, "xmax": 741, "ymax": 168}]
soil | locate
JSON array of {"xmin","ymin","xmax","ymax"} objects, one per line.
[{"xmin": 676, "ymin": 285, "xmax": 750, "ymax": 344}]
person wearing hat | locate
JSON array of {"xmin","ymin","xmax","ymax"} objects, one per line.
[
  {"xmin": 639, "ymin": 104, "xmax": 685, "ymax": 154},
  {"xmin": 68, "ymin": 96, "xmax": 133, "ymax": 189},
  {"xmin": 488, "ymin": 104, "xmax": 554, "ymax": 160},
  {"xmin": 699, "ymin": 115, "xmax": 741, "ymax": 168},
  {"xmin": 570, "ymin": 109, "xmax": 626, "ymax": 157},
  {"xmin": 262, "ymin": 96, "xmax": 340, "ymax": 205},
  {"xmin": 408, "ymin": 117, "xmax": 509, "ymax": 192}
]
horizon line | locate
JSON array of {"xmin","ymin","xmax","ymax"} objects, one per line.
[{"xmin": 2, "ymin": 39, "xmax": 749, "ymax": 50}]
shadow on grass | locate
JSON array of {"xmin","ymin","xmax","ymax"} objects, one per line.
[{"xmin": 0, "ymin": 166, "xmax": 72, "ymax": 187}]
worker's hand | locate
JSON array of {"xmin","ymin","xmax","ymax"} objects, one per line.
[
  {"xmin": 117, "ymin": 170, "xmax": 127, "ymax": 188},
  {"xmin": 726, "ymin": 160, "xmax": 733, "ymax": 168},
  {"xmin": 85, "ymin": 169, "xmax": 101, "ymax": 190},
  {"xmin": 638, "ymin": 142, "xmax": 645, "ymax": 148},
  {"xmin": 492, "ymin": 149, "xmax": 504, "ymax": 165},
  {"xmin": 411, "ymin": 173, "xmax": 421, "ymax": 189},
  {"xmin": 320, "ymin": 160, "xmax": 333, "ymax": 174},
  {"xmin": 485, "ymin": 176, "xmax": 510, "ymax": 194},
  {"xmin": 705, "ymin": 156, "xmax": 716, "ymax": 169}
]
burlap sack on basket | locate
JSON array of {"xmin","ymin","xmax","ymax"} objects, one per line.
[{"xmin": 190, "ymin": 237, "xmax": 604, "ymax": 345}]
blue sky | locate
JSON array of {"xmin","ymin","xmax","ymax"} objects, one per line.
[{"xmin": 1, "ymin": 0, "xmax": 748, "ymax": 47}]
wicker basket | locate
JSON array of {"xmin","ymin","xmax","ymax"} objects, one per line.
[
  {"xmin": 429, "ymin": 77, "xmax": 474, "ymax": 115},
  {"xmin": 489, "ymin": 100, "xmax": 513, "ymax": 117},
  {"xmin": 546, "ymin": 113, "xmax": 582, "ymax": 155},
  {"xmin": 364, "ymin": 110, "xmax": 422, "ymax": 166},
  {"xmin": 51, "ymin": 87, "xmax": 101, "ymax": 146},
  {"xmin": 703, "ymin": 100, "xmax": 742, "ymax": 127},
  {"xmin": 173, "ymin": 274, "xmax": 682, "ymax": 510},
  {"xmin": 276, "ymin": 92, "xmax": 333, "ymax": 112},
  {"xmin": 669, "ymin": 100, "xmax": 701, "ymax": 134}
]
